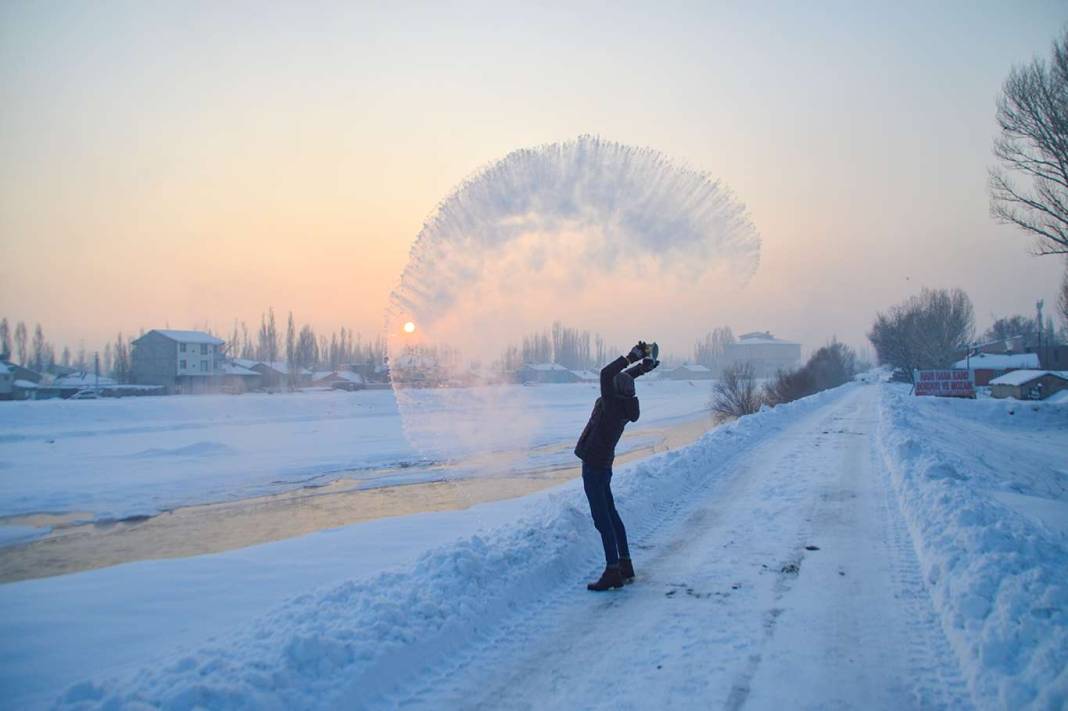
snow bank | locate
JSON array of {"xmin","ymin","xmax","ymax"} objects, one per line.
[
  {"xmin": 50, "ymin": 385, "xmax": 853, "ymax": 710},
  {"xmin": 876, "ymin": 385, "xmax": 1068, "ymax": 709}
]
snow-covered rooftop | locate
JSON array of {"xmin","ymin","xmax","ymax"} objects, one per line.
[
  {"xmin": 952, "ymin": 353, "xmax": 1040, "ymax": 370},
  {"xmin": 673, "ymin": 363, "xmax": 711, "ymax": 372},
  {"xmin": 736, "ymin": 332, "xmax": 799, "ymax": 346},
  {"xmin": 522, "ymin": 363, "xmax": 570, "ymax": 371},
  {"xmin": 0, "ymin": 363, "xmax": 10, "ymax": 375},
  {"xmin": 988, "ymin": 369, "xmax": 1068, "ymax": 386},
  {"xmin": 217, "ymin": 362, "xmax": 259, "ymax": 376},
  {"xmin": 149, "ymin": 330, "xmax": 225, "ymax": 345},
  {"xmin": 52, "ymin": 372, "xmax": 118, "ymax": 387},
  {"xmin": 571, "ymin": 370, "xmax": 598, "ymax": 381},
  {"xmin": 313, "ymin": 371, "xmax": 365, "ymax": 383}
]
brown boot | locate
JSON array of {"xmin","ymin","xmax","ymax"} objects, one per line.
[
  {"xmin": 587, "ymin": 565, "xmax": 624, "ymax": 591},
  {"xmin": 619, "ymin": 558, "xmax": 635, "ymax": 583}
]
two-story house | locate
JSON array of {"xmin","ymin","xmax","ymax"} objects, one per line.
[{"xmin": 131, "ymin": 330, "xmax": 225, "ymax": 391}]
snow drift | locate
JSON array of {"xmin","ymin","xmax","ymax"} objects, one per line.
[{"xmin": 876, "ymin": 386, "xmax": 1068, "ymax": 709}]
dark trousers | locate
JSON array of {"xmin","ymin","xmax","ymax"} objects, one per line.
[{"xmin": 582, "ymin": 461, "xmax": 630, "ymax": 566}]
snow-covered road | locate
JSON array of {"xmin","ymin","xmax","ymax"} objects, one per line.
[{"xmin": 389, "ymin": 385, "xmax": 971, "ymax": 709}]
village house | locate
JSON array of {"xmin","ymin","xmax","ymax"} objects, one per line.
[
  {"xmin": 661, "ymin": 363, "xmax": 714, "ymax": 381},
  {"xmin": 311, "ymin": 370, "xmax": 366, "ymax": 391},
  {"xmin": 951, "ymin": 352, "xmax": 1040, "ymax": 387},
  {"xmin": 0, "ymin": 357, "xmax": 43, "ymax": 401},
  {"xmin": 989, "ymin": 370, "xmax": 1068, "ymax": 401},
  {"xmin": 232, "ymin": 359, "xmax": 312, "ymax": 389},
  {"xmin": 131, "ymin": 329, "xmax": 226, "ymax": 392},
  {"xmin": 516, "ymin": 363, "xmax": 582, "ymax": 384},
  {"xmin": 723, "ymin": 332, "xmax": 802, "ymax": 378}
]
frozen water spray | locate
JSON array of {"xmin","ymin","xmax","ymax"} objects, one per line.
[{"xmin": 385, "ymin": 136, "xmax": 760, "ymax": 472}]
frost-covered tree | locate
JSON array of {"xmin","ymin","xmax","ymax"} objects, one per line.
[
  {"xmin": 868, "ymin": 288, "xmax": 975, "ymax": 377},
  {"xmin": 709, "ymin": 362, "xmax": 761, "ymax": 422},
  {"xmin": 694, "ymin": 327, "xmax": 735, "ymax": 373},
  {"xmin": 295, "ymin": 325, "xmax": 319, "ymax": 371},
  {"xmin": 983, "ymin": 314, "xmax": 1039, "ymax": 342},
  {"xmin": 1060, "ymin": 265, "xmax": 1068, "ymax": 335},
  {"xmin": 112, "ymin": 333, "xmax": 131, "ymax": 383},
  {"xmin": 257, "ymin": 309, "xmax": 279, "ymax": 363},
  {"xmin": 14, "ymin": 321, "xmax": 27, "ymax": 365},
  {"xmin": 990, "ymin": 30, "xmax": 1068, "ymax": 255},
  {"xmin": 0, "ymin": 318, "xmax": 10, "ymax": 358},
  {"xmin": 285, "ymin": 312, "xmax": 297, "ymax": 386},
  {"xmin": 31, "ymin": 324, "xmax": 46, "ymax": 372}
]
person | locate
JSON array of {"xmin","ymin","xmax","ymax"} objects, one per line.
[{"xmin": 574, "ymin": 341, "xmax": 659, "ymax": 591}]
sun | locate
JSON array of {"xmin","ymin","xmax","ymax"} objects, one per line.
[{"xmin": 403, "ymin": 321, "xmax": 416, "ymax": 334}]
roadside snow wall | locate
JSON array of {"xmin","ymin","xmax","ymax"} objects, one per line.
[{"xmin": 877, "ymin": 385, "xmax": 1067, "ymax": 709}]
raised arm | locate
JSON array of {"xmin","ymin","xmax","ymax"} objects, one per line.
[{"xmin": 600, "ymin": 356, "xmax": 630, "ymax": 399}]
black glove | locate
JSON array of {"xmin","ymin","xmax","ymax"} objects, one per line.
[
  {"xmin": 642, "ymin": 357, "xmax": 659, "ymax": 372},
  {"xmin": 627, "ymin": 341, "xmax": 649, "ymax": 363}
]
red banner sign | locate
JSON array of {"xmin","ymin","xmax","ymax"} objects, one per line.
[{"xmin": 914, "ymin": 369, "xmax": 975, "ymax": 398}]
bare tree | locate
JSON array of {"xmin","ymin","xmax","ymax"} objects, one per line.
[
  {"xmin": 868, "ymin": 288, "xmax": 975, "ymax": 377},
  {"xmin": 1060, "ymin": 263, "xmax": 1068, "ymax": 335},
  {"xmin": 983, "ymin": 314, "xmax": 1039, "ymax": 342},
  {"xmin": 285, "ymin": 312, "xmax": 297, "ymax": 387},
  {"xmin": 709, "ymin": 362, "xmax": 762, "ymax": 422},
  {"xmin": 112, "ymin": 333, "xmax": 131, "ymax": 383},
  {"xmin": 990, "ymin": 30, "xmax": 1068, "ymax": 255},
  {"xmin": 14, "ymin": 322, "xmax": 27, "ymax": 365},
  {"xmin": 694, "ymin": 326, "xmax": 735, "ymax": 374},
  {"xmin": 0, "ymin": 318, "xmax": 9, "ymax": 358},
  {"xmin": 31, "ymin": 324, "xmax": 46, "ymax": 372}
]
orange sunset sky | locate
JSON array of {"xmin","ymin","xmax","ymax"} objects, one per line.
[{"xmin": 2, "ymin": 1, "xmax": 1066, "ymax": 357}]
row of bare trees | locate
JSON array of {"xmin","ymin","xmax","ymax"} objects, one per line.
[
  {"xmin": 709, "ymin": 341, "xmax": 858, "ymax": 422},
  {"xmin": 498, "ymin": 322, "xmax": 615, "ymax": 372}
]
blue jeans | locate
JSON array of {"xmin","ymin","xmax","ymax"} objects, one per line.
[{"xmin": 582, "ymin": 461, "xmax": 630, "ymax": 566}]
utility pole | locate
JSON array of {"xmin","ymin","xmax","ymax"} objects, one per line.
[{"xmin": 1036, "ymin": 300, "xmax": 1045, "ymax": 352}]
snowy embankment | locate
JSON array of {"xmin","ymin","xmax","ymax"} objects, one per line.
[
  {"xmin": 876, "ymin": 386, "xmax": 1068, "ymax": 709},
  {"xmin": 33, "ymin": 386, "xmax": 850, "ymax": 710}
]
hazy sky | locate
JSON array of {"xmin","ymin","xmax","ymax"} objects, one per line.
[{"xmin": 2, "ymin": 1, "xmax": 1067, "ymax": 358}]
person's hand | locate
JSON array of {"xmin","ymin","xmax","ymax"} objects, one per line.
[
  {"xmin": 642, "ymin": 357, "xmax": 659, "ymax": 372},
  {"xmin": 627, "ymin": 341, "xmax": 649, "ymax": 363}
]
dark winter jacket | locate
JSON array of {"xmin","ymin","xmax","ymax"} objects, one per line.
[{"xmin": 574, "ymin": 356, "xmax": 649, "ymax": 467}]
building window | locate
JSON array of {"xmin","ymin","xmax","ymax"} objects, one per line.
[
  {"xmin": 180, "ymin": 359, "xmax": 186, "ymax": 369},
  {"xmin": 201, "ymin": 360, "xmax": 208, "ymax": 371},
  {"xmin": 180, "ymin": 343, "xmax": 186, "ymax": 353},
  {"xmin": 200, "ymin": 344, "xmax": 207, "ymax": 355}
]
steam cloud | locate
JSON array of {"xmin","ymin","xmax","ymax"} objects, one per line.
[{"xmin": 385, "ymin": 135, "xmax": 761, "ymax": 468}]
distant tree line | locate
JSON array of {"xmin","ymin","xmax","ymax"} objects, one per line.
[
  {"xmin": 693, "ymin": 327, "xmax": 735, "ymax": 372},
  {"xmin": 866, "ymin": 286, "xmax": 1065, "ymax": 381},
  {"xmin": 498, "ymin": 322, "xmax": 616, "ymax": 372},
  {"xmin": 0, "ymin": 310, "xmax": 385, "ymax": 385},
  {"xmin": 225, "ymin": 308, "xmax": 386, "ymax": 377},
  {"xmin": 709, "ymin": 340, "xmax": 858, "ymax": 422}
]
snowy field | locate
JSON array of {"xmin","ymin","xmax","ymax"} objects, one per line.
[
  {"xmin": 0, "ymin": 381, "xmax": 1065, "ymax": 709},
  {"xmin": 0, "ymin": 381, "xmax": 710, "ymax": 528}
]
